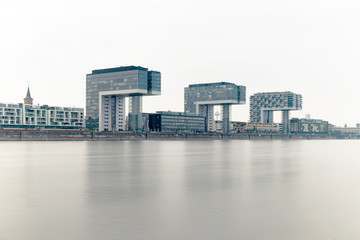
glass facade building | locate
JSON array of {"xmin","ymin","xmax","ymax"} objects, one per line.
[
  {"xmin": 148, "ymin": 111, "xmax": 206, "ymax": 133},
  {"xmin": 184, "ymin": 82, "xmax": 246, "ymax": 133},
  {"xmin": 86, "ymin": 66, "xmax": 161, "ymax": 131}
]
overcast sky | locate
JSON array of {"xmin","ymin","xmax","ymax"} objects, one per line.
[{"xmin": 1, "ymin": 0, "xmax": 359, "ymax": 126}]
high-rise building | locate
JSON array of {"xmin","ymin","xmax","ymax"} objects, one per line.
[
  {"xmin": 184, "ymin": 82, "xmax": 246, "ymax": 133},
  {"xmin": 86, "ymin": 66, "xmax": 161, "ymax": 131},
  {"xmin": 250, "ymin": 91, "xmax": 302, "ymax": 134}
]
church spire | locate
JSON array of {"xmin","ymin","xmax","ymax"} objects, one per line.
[
  {"xmin": 26, "ymin": 86, "xmax": 31, "ymax": 99},
  {"xmin": 24, "ymin": 85, "xmax": 33, "ymax": 105}
]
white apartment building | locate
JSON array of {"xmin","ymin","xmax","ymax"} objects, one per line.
[{"xmin": 0, "ymin": 87, "xmax": 84, "ymax": 130}]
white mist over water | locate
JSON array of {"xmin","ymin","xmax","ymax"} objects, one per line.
[{"xmin": 1, "ymin": 140, "xmax": 360, "ymax": 240}]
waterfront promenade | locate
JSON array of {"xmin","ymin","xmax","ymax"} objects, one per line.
[{"xmin": 0, "ymin": 130, "xmax": 356, "ymax": 141}]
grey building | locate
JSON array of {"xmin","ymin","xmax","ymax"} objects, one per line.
[
  {"xmin": 250, "ymin": 91, "xmax": 302, "ymax": 134},
  {"xmin": 86, "ymin": 66, "xmax": 161, "ymax": 131},
  {"xmin": 184, "ymin": 82, "xmax": 246, "ymax": 133},
  {"xmin": 148, "ymin": 111, "xmax": 206, "ymax": 133},
  {"xmin": 290, "ymin": 118, "xmax": 329, "ymax": 133}
]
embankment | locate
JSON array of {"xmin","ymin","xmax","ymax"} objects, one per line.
[{"xmin": 0, "ymin": 130, "xmax": 356, "ymax": 141}]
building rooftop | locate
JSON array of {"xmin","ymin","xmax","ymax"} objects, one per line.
[
  {"xmin": 188, "ymin": 82, "xmax": 238, "ymax": 88},
  {"xmin": 252, "ymin": 91, "xmax": 297, "ymax": 95},
  {"xmin": 91, "ymin": 66, "xmax": 148, "ymax": 75},
  {"xmin": 155, "ymin": 111, "xmax": 203, "ymax": 117}
]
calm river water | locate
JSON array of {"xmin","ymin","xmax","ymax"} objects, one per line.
[{"xmin": 1, "ymin": 140, "xmax": 360, "ymax": 240}]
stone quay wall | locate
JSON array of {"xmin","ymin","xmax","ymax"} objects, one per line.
[{"xmin": 0, "ymin": 130, "xmax": 355, "ymax": 141}]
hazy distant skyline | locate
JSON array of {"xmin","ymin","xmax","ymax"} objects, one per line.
[{"xmin": 1, "ymin": 0, "xmax": 359, "ymax": 126}]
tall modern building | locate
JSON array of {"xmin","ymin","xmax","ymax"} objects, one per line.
[
  {"xmin": 250, "ymin": 91, "xmax": 302, "ymax": 134},
  {"xmin": 86, "ymin": 66, "xmax": 161, "ymax": 131},
  {"xmin": 184, "ymin": 82, "xmax": 246, "ymax": 133}
]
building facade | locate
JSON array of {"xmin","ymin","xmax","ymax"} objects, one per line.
[
  {"xmin": 0, "ymin": 104, "xmax": 84, "ymax": 130},
  {"xmin": 184, "ymin": 82, "xmax": 246, "ymax": 133},
  {"xmin": 148, "ymin": 111, "xmax": 206, "ymax": 133},
  {"xmin": 0, "ymin": 88, "xmax": 84, "ymax": 130},
  {"xmin": 244, "ymin": 123, "xmax": 280, "ymax": 133},
  {"xmin": 331, "ymin": 127, "xmax": 360, "ymax": 134},
  {"xmin": 0, "ymin": 103, "xmax": 84, "ymax": 130},
  {"xmin": 86, "ymin": 66, "xmax": 161, "ymax": 131},
  {"xmin": 250, "ymin": 91, "xmax": 302, "ymax": 133},
  {"xmin": 215, "ymin": 121, "xmax": 279, "ymax": 133},
  {"xmin": 290, "ymin": 118, "xmax": 329, "ymax": 133}
]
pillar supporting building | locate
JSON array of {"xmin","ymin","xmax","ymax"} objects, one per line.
[
  {"xmin": 222, "ymin": 104, "xmax": 230, "ymax": 133},
  {"xmin": 128, "ymin": 95, "xmax": 143, "ymax": 131},
  {"xmin": 281, "ymin": 110, "xmax": 290, "ymax": 134}
]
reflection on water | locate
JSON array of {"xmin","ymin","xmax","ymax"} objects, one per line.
[{"xmin": 1, "ymin": 140, "xmax": 360, "ymax": 240}]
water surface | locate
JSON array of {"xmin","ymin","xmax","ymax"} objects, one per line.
[{"xmin": 1, "ymin": 140, "xmax": 360, "ymax": 240}]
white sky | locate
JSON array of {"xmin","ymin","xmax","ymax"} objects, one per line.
[{"xmin": 1, "ymin": 0, "xmax": 359, "ymax": 127}]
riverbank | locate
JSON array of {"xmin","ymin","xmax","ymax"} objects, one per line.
[{"xmin": 0, "ymin": 130, "xmax": 357, "ymax": 141}]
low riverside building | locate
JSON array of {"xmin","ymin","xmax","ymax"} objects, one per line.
[
  {"xmin": 215, "ymin": 121, "xmax": 279, "ymax": 133},
  {"xmin": 331, "ymin": 127, "xmax": 360, "ymax": 134},
  {"xmin": 0, "ymin": 87, "xmax": 84, "ymax": 130},
  {"xmin": 232, "ymin": 122, "xmax": 247, "ymax": 133},
  {"xmin": 148, "ymin": 111, "xmax": 206, "ymax": 133},
  {"xmin": 244, "ymin": 123, "xmax": 279, "ymax": 133},
  {"xmin": 290, "ymin": 118, "xmax": 329, "ymax": 133}
]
